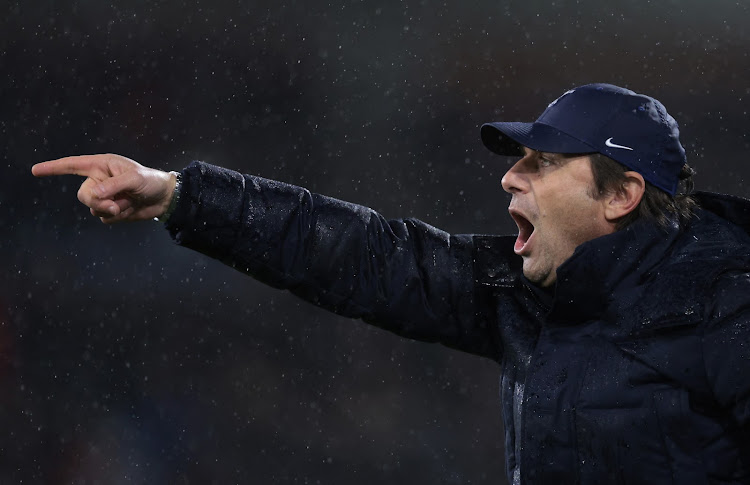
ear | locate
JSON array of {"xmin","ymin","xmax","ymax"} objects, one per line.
[{"xmin": 603, "ymin": 171, "xmax": 646, "ymax": 222}]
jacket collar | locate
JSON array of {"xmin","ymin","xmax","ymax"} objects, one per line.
[
  {"xmin": 543, "ymin": 217, "xmax": 681, "ymax": 322},
  {"xmin": 522, "ymin": 191, "xmax": 750, "ymax": 323}
]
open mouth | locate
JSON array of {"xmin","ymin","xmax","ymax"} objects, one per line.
[{"xmin": 510, "ymin": 210, "xmax": 535, "ymax": 255}]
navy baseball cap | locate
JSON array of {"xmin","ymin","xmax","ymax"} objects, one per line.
[{"xmin": 480, "ymin": 83, "xmax": 687, "ymax": 195}]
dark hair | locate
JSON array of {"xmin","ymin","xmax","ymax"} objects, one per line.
[{"xmin": 587, "ymin": 153, "xmax": 697, "ymax": 230}]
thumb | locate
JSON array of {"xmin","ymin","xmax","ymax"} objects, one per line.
[{"xmin": 92, "ymin": 170, "xmax": 143, "ymax": 200}]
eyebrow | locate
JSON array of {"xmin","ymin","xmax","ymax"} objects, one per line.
[
  {"xmin": 540, "ymin": 151, "xmax": 590, "ymax": 161},
  {"xmin": 520, "ymin": 147, "xmax": 563, "ymax": 158},
  {"xmin": 521, "ymin": 148, "xmax": 587, "ymax": 161},
  {"xmin": 539, "ymin": 152, "xmax": 565, "ymax": 160}
]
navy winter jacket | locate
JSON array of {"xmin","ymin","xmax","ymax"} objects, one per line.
[{"xmin": 166, "ymin": 161, "xmax": 750, "ymax": 484}]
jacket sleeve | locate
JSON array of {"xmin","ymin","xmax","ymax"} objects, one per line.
[
  {"xmin": 164, "ymin": 161, "xmax": 502, "ymax": 360},
  {"xmin": 702, "ymin": 270, "xmax": 750, "ymax": 427}
]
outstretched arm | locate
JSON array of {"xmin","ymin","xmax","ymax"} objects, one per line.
[
  {"xmin": 31, "ymin": 154, "xmax": 177, "ymax": 223},
  {"xmin": 32, "ymin": 155, "xmax": 507, "ymax": 359}
]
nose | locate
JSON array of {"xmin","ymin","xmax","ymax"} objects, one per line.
[{"xmin": 501, "ymin": 157, "xmax": 530, "ymax": 194}]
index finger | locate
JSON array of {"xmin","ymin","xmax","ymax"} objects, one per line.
[{"xmin": 31, "ymin": 155, "xmax": 101, "ymax": 178}]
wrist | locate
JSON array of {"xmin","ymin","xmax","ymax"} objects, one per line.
[{"xmin": 154, "ymin": 171, "xmax": 182, "ymax": 223}]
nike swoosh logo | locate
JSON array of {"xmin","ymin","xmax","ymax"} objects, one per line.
[{"xmin": 605, "ymin": 138, "xmax": 634, "ymax": 151}]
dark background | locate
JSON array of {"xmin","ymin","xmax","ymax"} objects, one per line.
[{"xmin": 3, "ymin": 0, "xmax": 750, "ymax": 483}]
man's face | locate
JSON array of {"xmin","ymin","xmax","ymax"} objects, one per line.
[{"xmin": 501, "ymin": 148, "xmax": 614, "ymax": 287}]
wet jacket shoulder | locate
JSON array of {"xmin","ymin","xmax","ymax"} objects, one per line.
[
  {"xmin": 164, "ymin": 161, "xmax": 517, "ymax": 360},
  {"xmin": 692, "ymin": 193, "xmax": 750, "ymax": 429}
]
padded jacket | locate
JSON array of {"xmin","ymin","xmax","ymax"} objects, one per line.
[{"xmin": 166, "ymin": 161, "xmax": 750, "ymax": 484}]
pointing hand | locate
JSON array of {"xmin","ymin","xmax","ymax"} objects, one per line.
[{"xmin": 32, "ymin": 154, "xmax": 177, "ymax": 223}]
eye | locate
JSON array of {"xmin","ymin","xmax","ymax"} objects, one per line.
[{"xmin": 539, "ymin": 157, "xmax": 554, "ymax": 168}]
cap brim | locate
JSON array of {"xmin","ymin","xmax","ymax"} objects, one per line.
[{"xmin": 481, "ymin": 122, "xmax": 596, "ymax": 156}]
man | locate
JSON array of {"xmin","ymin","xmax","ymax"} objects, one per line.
[{"xmin": 32, "ymin": 84, "xmax": 750, "ymax": 484}]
